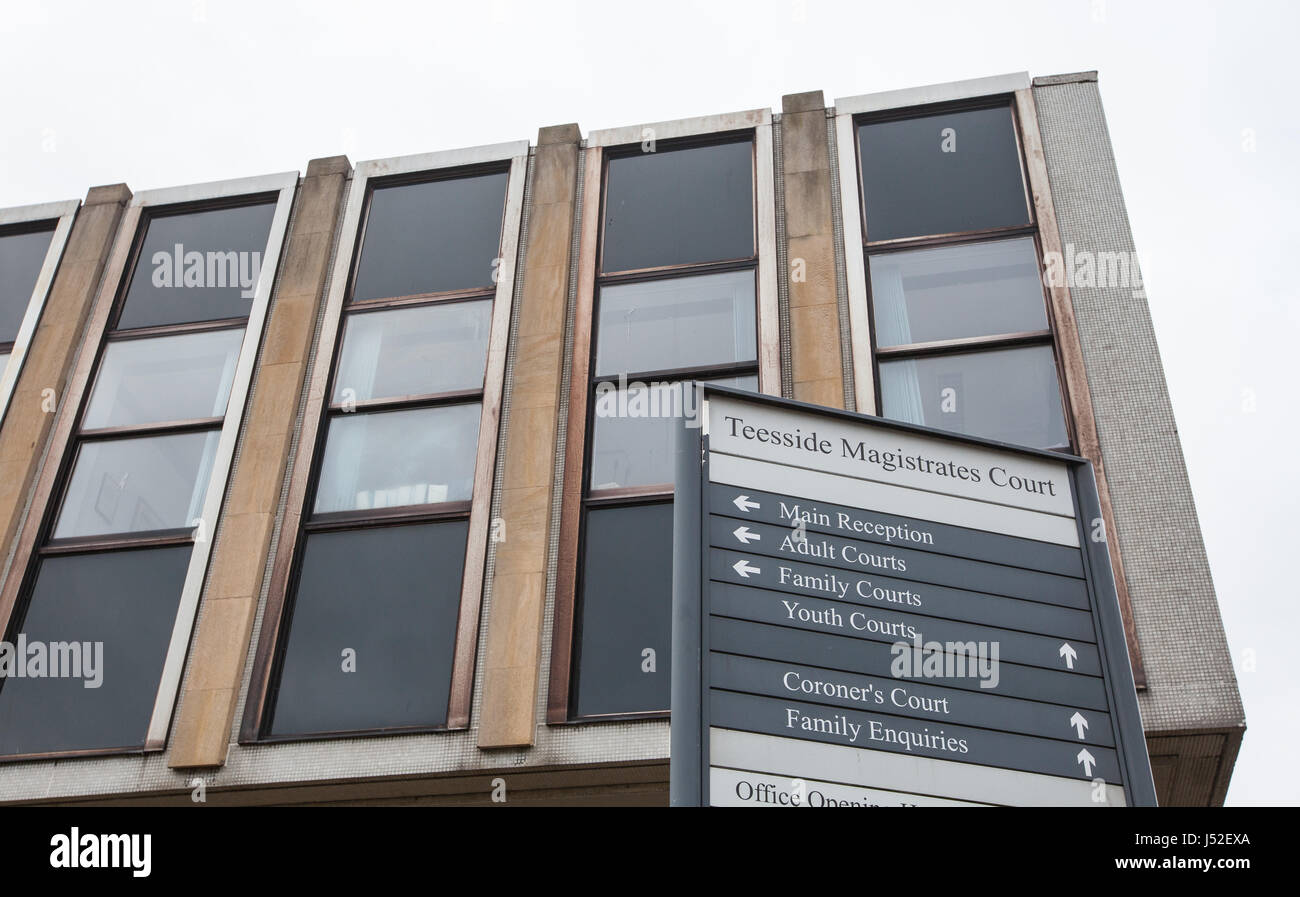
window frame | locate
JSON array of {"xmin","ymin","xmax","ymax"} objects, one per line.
[
  {"xmin": 241, "ymin": 142, "xmax": 528, "ymax": 743},
  {"xmin": 0, "ymin": 173, "xmax": 297, "ymax": 761},
  {"xmin": 547, "ymin": 110, "xmax": 780, "ymax": 724},
  {"xmin": 0, "ymin": 199, "xmax": 79, "ymax": 428},
  {"xmin": 843, "ymin": 94, "xmax": 1076, "ymax": 453},
  {"xmin": 832, "ymin": 78, "xmax": 1147, "ymax": 686}
]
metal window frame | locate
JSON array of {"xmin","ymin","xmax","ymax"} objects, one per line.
[
  {"xmin": 548, "ymin": 109, "xmax": 780, "ymax": 724},
  {"xmin": 240, "ymin": 141, "xmax": 529, "ymax": 743},
  {"xmin": 0, "ymin": 171, "xmax": 298, "ymax": 761},
  {"xmin": 0, "ymin": 199, "xmax": 80, "ymax": 427}
]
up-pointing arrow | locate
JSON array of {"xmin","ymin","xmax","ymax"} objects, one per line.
[
  {"xmin": 1069, "ymin": 711, "xmax": 1089, "ymax": 740},
  {"xmin": 1059, "ymin": 642, "xmax": 1078, "ymax": 670},
  {"xmin": 732, "ymin": 559, "xmax": 762, "ymax": 578},
  {"xmin": 1076, "ymin": 748, "xmax": 1096, "ymax": 777},
  {"xmin": 732, "ymin": 525, "xmax": 761, "ymax": 545},
  {"xmin": 732, "ymin": 495, "xmax": 760, "ymax": 513}
]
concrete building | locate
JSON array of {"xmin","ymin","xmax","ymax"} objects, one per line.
[{"xmin": 0, "ymin": 71, "xmax": 1243, "ymax": 805}]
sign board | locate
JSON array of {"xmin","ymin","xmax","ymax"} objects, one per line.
[{"xmin": 670, "ymin": 384, "xmax": 1156, "ymax": 807}]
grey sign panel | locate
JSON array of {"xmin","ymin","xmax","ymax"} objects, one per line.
[
  {"xmin": 709, "ymin": 482, "xmax": 1085, "ymax": 576},
  {"xmin": 709, "ymin": 550, "xmax": 1099, "ymax": 643},
  {"xmin": 711, "ymin": 689, "xmax": 1123, "ymax": 782},
  {"xmin": 708, "ymin": 515, "xmax": 1090, "ymax": 609},
  {"xmin": 671, "ymin": 385, "xmax": 1157, "ymax": 807},
  {"xmin": 710, "ymin": 653, "xmax": 1115, "ymax": 747},
  {"xmin": 711, "ymin": 615, "xmax": 1110, "ymax": 710},
  {"xmin": 709, "ymin": 581, "xmax": 1102, "ymax": 675}
]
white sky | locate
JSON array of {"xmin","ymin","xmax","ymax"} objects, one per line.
[{"xmin": 2, "ymin": 0, "xmax": 1295, "ymax": 806}]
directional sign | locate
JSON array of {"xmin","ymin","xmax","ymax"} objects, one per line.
[{"xmin": 670, "ymin": 385, "xmax": 1157, "ymax": 807}]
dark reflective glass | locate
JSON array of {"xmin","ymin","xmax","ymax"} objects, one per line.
[
  {"xmin": 117, "ymin": 202, "xmax": 278, "ymax": 330},
  {"xmin": 858, "ymin": 106, "xmax": 1030, "ymax": 242},
  {"xmin": 0, "ymin": 227, "xmax": 55, "ymax": 343},
  {"xmin": 0, "ymin": 546, "xmax": 190, "ymax": 756},
  {"xmin": 268, "ymin": 521, "xmax": 468, "ymax": 736},
  {"xmin": 574, "ymin": 502, "xmax": 673, "ymax": 717},
  {"xmin": 603, "ymin": 141, "xmax": 753, "ymax": 272},
  {"xmin": 870, "ymin": 238, "xmax": 1048, "ymax": 346},
  {"xmin": 594, "ymin": 270, "xmax": 756, "ymax": 377},
  {"xmin": 352, "ymin": 172, "xmax": 508, "ymax": 301},
  {"xmin": 879, "ymin": 344, "xmax": 1068, "ymax": 448}
]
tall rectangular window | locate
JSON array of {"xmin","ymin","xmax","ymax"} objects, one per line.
[
  {"xmin": 857, "ymin": 102, "xmax": 1070, "ymax": 450},
  {"xmin": 0, "ymin": 197, "xmax": 278, "ymax": 758},
  {"xmin": 571, "ymin": 137, "xmax": 759, "ymax": 719},
  {"xmin": 0, "ymin": 222, "xmax": 57, "ymax": 385},
  {"xmin": 261, "ymin": 166, "xmax": 511, "ymax": 740}
]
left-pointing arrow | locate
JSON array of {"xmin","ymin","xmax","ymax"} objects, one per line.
[
  {"xmin": 732, "ymin": 526, "xmax": 761, "ymax": 544},
  {"xmin": 733, "ymin": 560, "xmax": 761, "ymax": 578}
]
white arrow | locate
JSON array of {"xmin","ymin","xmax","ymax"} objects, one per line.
[
  {"xmin": 1069, "ymin": 711, "xmax": 1089, "ymax": 740},
  {"xmin": 1076, "ymin": 748, "xmax": 1096, "ymax": 776},
  {"xmin": 1059, "ymin": 642, "xmax": 1077, "ymax": 670},
  {"xmin": 733, "ymin": 559, "xmax": 762, "ymax": 578},
  {"xmin": 732, "ymin": 525, "xmax": 761, "ymax": 545},
  {"xmin": 732, "ymin": 495, "xmax": 760, "ymax": 513}
]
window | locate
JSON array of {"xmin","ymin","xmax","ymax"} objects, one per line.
[
  {"xmin": 0, "ymin": 196, "xmax": 280, "ymax": 758},
  {"xmin": 856, "ymin": 103, "xmax": 1070, "ymax": 450},
  {"xmin": 0, "ymin": 218, "xmax": 62, "ymax": 408},
  {"xmin": 259, "ymin": 164, "xmax": 513, "ymax": 740},
  {"xmin": 0, "ymin": 225, "xmax": 56, "ymax": 348},
  {"xmin": 570, "ymin": 137, "xmax": 760, "ymax": 719}
]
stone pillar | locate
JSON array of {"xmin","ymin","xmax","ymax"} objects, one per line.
[
  {"xmin": 169, "ymin": 157, "xmax": 350, "ymax": 768},
  {"xmin": 782, "ymin": 91, "xmax": 846, "ymax": 408},
  {"xmin": 477, "ymin": 125, "xmax": 581, "ymax": 748}
]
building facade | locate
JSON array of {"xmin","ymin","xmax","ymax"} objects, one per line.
[{"xmin": 0, "ymin": 71, "xmax": 1243, "ymax": 805}]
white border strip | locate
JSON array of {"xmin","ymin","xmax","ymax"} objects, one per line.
[
  {"xmin": 0, "ymin": 199, "xmax": 80, "ymax": 426},
  {"xmin": 835, "ymin": 72, "xmax": 1030, "ymax": 116},
  {"xmin": 146, "ymin": 171, "xmax": 300, "ymax": 748},
  {"xmin": 832, "ymin": 112, "xmax": 873, "ymax": 413},
  {"xmin": 356, "ymin": 140, "xmax": 530, "ymax": 180},
  {"xmin": 710, "ymin": 452, "xmax": 1080, "ymax": 547},
  {"xmin": 588, "ymin": 109, "xmax": 771, "ymax": 148},
  {"xmin": 711, "ymin": 728, "xmax": 1126, "ymax": 806}
]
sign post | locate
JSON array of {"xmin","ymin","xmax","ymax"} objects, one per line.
[{"xmin": 671, "ymin": 383, "xmax": 1156, "ymax": 807}]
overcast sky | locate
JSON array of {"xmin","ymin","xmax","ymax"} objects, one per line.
[{"xmin": 2, "ymin": 0, "xmax": 1295, "ymax": 806}]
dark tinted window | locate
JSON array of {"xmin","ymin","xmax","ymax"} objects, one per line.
[
  {"xmin": 0, "ymin": 226, "xmax": 55, "ymax": 343},
  {"xmin": 603, "ymin": 141, "xmax": 753, "ymax": 272},
  {"xmin": 859, "ymin": 106, "xmax": 1029, "ymax": 242},
  {"xmin": 117, "ymin": 202, "xmax": 278, "ymax": 330},
  {"xmin": 574, "ymin": 502, "xmax": 673, "ymax": 716},
  {"xmin": 268, "ymin": 521, "xmax": 468, "ymax": 736},
  {"xmin": 0, "ymin": 546, "xmax": 190, "ymax": 755},
  {"xmin": 879, "ymin": 344, "xmax": 1068, "ymax": 447},
  {"xmin": 352, "ymin": 172, "xmax": 508, "ymax": 301}
]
